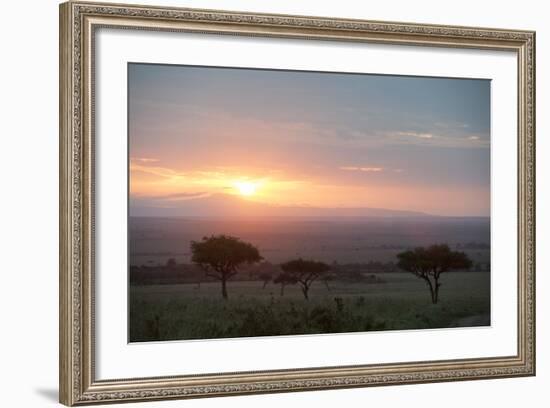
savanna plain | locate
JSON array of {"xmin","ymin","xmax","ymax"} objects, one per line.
[{"xmin": 129, "ymin": 216, "xmax": 490, "ymax": 341}]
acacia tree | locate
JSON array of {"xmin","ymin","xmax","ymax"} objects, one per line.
[
  {"xmin": 190, "ymin": 235, "xmax": 262, "ymax": 299},
  {"xmin": 166, "ymin": 258, "xmax": 177, "ymax": 269},
  {"xmin": 321, "ymin": 272, "xmax": 336, "ymax": 292},
  {"xmin": 396, "ymin": 244, "xmax": 472, "ymax": 304},
  {"xmin": 273, "ymin": 271, "xmax": 297, "ymax": 296},
  {"xmin": 280, "ymin": 259, "xmax": 330, "ymax": 300},
  {"xmin": 258, "ymin": 271, "xmax": 272, "ymax": 289}
]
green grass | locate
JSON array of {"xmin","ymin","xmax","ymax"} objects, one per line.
[{"xmin": 129, "ymin": 272, "xmax": 490, "ymax": 342}]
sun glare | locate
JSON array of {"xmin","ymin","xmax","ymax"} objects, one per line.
[{"xmin": 234, "ymin": 181, "xmax": 258, "ymax": 196}]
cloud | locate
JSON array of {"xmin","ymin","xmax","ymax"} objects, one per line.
[
  {"xmin": 130, "ymin": 162, "xmax": 185, "ymax": 179},
  {"xmin": 144, "ymin": 192, "xmax": 210, "ymax": 201},
  {"xmin": 434, "ymin": 121, "xmax": 469, "ymax": 130},
  {"xmin": 131, "ymin": 157, "xmax": 159, "ymax": 163},
  {"xmin": 339, "ymin": 166, "xmax": 383, "ymax": 172},
  {"xmin": 393, "ymin": 131, "xmax": 434, "ymax": 139},
  {"xmin": 131, "ymin": 192, "xmax": 211, "ymax": 209},
  {"xmin": 382, "ymin": 129, "xmax": 489, "ymax": 149}
]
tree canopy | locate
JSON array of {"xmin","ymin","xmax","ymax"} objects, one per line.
[
  {"xmin": 273, "ymin": 271, "xmax": 298, "ymax": 296},
  {"xmin": 397, "ymin": 244, "xmax": 472, "ymax": 304},
  {"xmin": 280, "ymin": 258, "xmax": 330, "ymax": 300},
  {"xmin": 191, "ymin": 235, "xmax": 262, "ymax": 299}
]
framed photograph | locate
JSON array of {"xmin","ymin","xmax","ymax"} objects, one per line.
[{"xmin": 59, "ymin": 1, "xmax": 536, "ymax": 405}]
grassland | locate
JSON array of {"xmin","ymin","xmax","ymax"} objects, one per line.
[{"xmin": 129, "ymin": 271, "xmax": 490, "ymax": 342}]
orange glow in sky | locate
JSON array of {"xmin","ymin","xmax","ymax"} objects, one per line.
[
  {"xmin": 129, "ymin": 159, "xmax": 489, "ymax": 216},
  {"xmin": 128, "ymin": 64, "xmax": 491, "ymax": 217}
]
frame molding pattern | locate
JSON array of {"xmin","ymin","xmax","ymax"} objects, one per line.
[{"xmin": 60, "ymin": 1, "xmax": 535, "ymax": 405}]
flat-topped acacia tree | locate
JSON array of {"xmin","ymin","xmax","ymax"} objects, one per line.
[
  {"xmin": 258, "ymin": 271, "xmax": 273, "ymax": 289},
  {"xmin": 280, "ymin": 258, "xmax": 330, "ymax": 300},
  {"xmin": 396, "ymin": 244, "xmax": 473, "ymax": 304},
  {"xmin": 273, "ymin": 271, "xmax": 298, "ymax": 296},
  {"xmin": 190, "ymin": 235, "xmax": 262, "ymax": 300}
]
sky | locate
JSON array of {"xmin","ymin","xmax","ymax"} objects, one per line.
[{"xmin": 128, "ymin": 63, "xmax": 490, "ymax": 217}]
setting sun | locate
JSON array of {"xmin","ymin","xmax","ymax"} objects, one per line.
[{"xmin": 234, "ymin": 181, "xmax": 258, "ymax": 196}]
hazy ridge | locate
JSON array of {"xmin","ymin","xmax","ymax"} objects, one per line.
[
  {"xmin": 130, "ymin": 193, "xmax": 433, "ymax": 218},
  {"xmin": 129, "ymin": 215, "xmax": 490, "ymax": 265}
]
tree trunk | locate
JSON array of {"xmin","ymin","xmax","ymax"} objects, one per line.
[
  {"xmin": 301, "ymin": 285, "xmax": 309, "ymax": 300},
  {"xmin": 424, "ymin": 277, "xmax": 436, "ymax": 304},
  {"xmin": 433, "ymin": 280, "xmax": 441, "ymax": 304},
  {"xmin": 221, "ymin": 278, "xmax": 228, "ymax": 300}
]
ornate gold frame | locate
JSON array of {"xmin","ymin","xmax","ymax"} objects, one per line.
[{"xmin": 59, "ymin": 1, "xmax": 536, "ymax": 405}]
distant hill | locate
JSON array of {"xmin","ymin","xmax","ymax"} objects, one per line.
[{"xmin": 130, "ymin": 192, "xmax": 431, "ymax": 218}]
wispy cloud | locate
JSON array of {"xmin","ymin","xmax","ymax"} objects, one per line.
[
  {"xmin": 393, "ymin": 131, "xmax": 434, "ymax": 139},
  {"xmin": 339, "ymin": 166, "xmax": 383, "ymax": 172},
  {"xmin": 434, "ymin": 121, "xmax": 469, "ymax": 130},
  {"xmin": 131, "ymin": 157, "xmax": 159, "ymax": 163},
  {"xmin": 130, "ymin": 162, "xmax": 185, "ymax": 179},
  {"xmin": 383, "ymin": 129, "xmax": 489, "ymax": 149},
  {"xmin": 141, "ymin": 191, "xmax": 210, "ymax": 201}
]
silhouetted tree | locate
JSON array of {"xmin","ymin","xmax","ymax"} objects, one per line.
[
  {"xmin": 273, "ymin": 271, "xmax": 298, "ymax": 296},
  {"xmin": 396, "ymin": 244, "xmax": 472, "ymax": 304},
  {"xmin": 321, "ymin": 272, "xmax": 336, "ymax": 291},
  {"xmin": 280, "ymin": 259, "xmax": 330, "ymax": 300},
  {"xmin": 191, "ymin": 235, "xmax": 262, "ymax": 299},
  {"xmin": 166, "ymin": 258, "xmax": 177, "ymax": 269},
  {"xmin": 195, "ymin": 272, "xmax": 202, "ymax": 290},
  {"xmin": 258, "ymin": 271, "xmax": 272, "ymax": 289}
]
